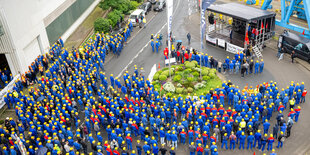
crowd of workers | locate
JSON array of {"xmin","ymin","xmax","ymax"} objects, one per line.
[
  {"xmin": 0, "ymin": 21, "xmax": 308, "ymax": 155},
  {"xmin": 0, "ymin": 68, "xmax": 13, "ymax": 89},
  {"xmin": 157, "ymin": 33, "xmax": 265, "ymax": 78}
]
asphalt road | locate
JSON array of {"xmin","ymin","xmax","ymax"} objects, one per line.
[{"xmin": 103, "ymin": 0, "xmax": 310, "ymax": 154}]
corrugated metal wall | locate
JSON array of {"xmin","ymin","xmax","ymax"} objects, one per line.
[{"xmin": 45, "ymin": 0, "xmax": 94, "ymax": 45}]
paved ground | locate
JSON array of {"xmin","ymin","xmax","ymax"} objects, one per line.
[
  {"xmin": 102, "ymin": 0, "xmax": 310, "ymax": 154},
  {"xmin": 1, "ymin": 0, "xmax": 310, "ymax": 154}
]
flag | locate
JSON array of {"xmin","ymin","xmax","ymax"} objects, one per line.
[
  {"xmin": 167, "ymin": 0, "xmax": 173, "ymax": 59},
  {"xmin": 302, "ymin": 29, "xmax": 305, "ymax": 35},
  {"xmin": 161, "ymin": 85, "xmax": 163, "ymax": 91},
  {"xmin": 266, "ymin": 23, "xmax": 268, "ymax": 29},
  {"xmin": 201, "ymin": 0, "xmax": 216, "ymax": 49}
]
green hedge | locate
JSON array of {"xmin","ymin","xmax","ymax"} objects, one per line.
[
  {"xmin": 185, "ymin": 62, "xmax": 196, "ymax": 69},
  {"xmin": 176, "ymin": 87, "xmax": 184, "ymax": 94},
  {"xmin": 187, "ymin": 87, "xmax": 194, "ymax": 93},
  {"xmin": 153, "ymin": 73, "xmax": 160, "ymax": 80},
  {"xmin": 94, "ymin": 18, "xmax": 110, "ymax": 33},
  {"xmin": 107, "ymin": 10, "xmax": 123, "ymax": 27},
  {"xmin": 173, "ymin": 75, "xmax": 182, "ymax": 82},
  {"xmin": 159, "ymin": 75, "xmax": 167, "ymax": 81}
]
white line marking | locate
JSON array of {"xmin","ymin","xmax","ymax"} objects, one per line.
[
  {"xmin": 117, "ymin": 23, "xmax": 167, "ymax": 78},
  {"xmin": 126, "ymin": 13, "xmax": 158, "ymax": 43},
  {"xmin": 116, "ymin": 0, "xmax": 181, "ymax": 78}
]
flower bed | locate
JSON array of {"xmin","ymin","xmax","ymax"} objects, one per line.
[{"xmin": 152, "ymin": 61, "xmax": 222, "ymax": 97}]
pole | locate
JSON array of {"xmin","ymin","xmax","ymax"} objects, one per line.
[
  {"xmin": 200, "ymin": 0, "xmax": 203, "ymax": 79},
  {"xmin": 167, "ymin": 0, "xmax": 173, "ymax": 79},
  {"xmin": 262, "ymin": 18, "xmax": 266, "ymax": 50}
]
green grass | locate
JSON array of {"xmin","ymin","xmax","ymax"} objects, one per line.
[
  {"xmin": 82, "ymin": 6, "xmax": 106, "ymax": 29},
  {"xmin": 195, "ymin": 76, "xmax": 223, "ymax": 95}
]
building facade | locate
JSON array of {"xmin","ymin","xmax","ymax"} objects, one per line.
[{"xmin": 0, "ymin": 0, "xmax": 99, "ymax": 76}]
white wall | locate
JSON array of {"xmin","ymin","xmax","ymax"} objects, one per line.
[{"xmin": 0, "ymin": 0, "xmax": 66, "ymax": 73}]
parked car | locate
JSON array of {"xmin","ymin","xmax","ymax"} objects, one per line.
[
  {"xmin": 278, "ymin": 30, "xmax": 310, "ymax": 63},
  {"xmin": 129, "ymin": 9, "xmax": 145, "ymax": 26},
  {"xmin": 139, "ymin": 2, "xmax": 152, "ymax": 15},
  {"xmin": 153, "ymin": 0, "xmax": 166, "ymax": 12},
  {"xmin": 148, "ymin": 0, "xmax": 156, "ymax": 5}
]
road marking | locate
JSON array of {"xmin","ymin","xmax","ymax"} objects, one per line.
[
  {"xmin": 117, "ymin": 23, "xmax": 167, "ymax": 78},
  {"xmin": 116, "ymin": 0, "xmax": 181, "ymax": 78},
  {"xmin": 126, "ymin": 12, "xmax": 158, "ymax": 44}
]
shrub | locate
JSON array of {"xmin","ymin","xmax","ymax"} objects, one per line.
[
  {"xmin": 154, "ymin": 84, "xmax": 161, "ymax": 90},
  {"xmin": 94, "ymin": 18, "xmax": 110, "ymax": 33},
  {"xmin": 153, "ymin": 73, "xmax": 160, "ymax": 80},
  {"xmin": 209, "ymin": 73, "xmax": 216, "ymax": 79},
  {"xmin": 187, "ymin": 87, "xmax": 194, "ymax": 93},
  {"xmin": 130, "ymin": 1, "xmax": 140, "ymax": 10},
  {"xmin": 99, "ymin": 0, "xmax": 119, "ymax": 10},
  {"xmin": 201, "ymin": 68, "xmax": 209, "ymax": 76},
  {"xmin": 163, "ymin": 82, "xmax": 175, "ymax": 92},
  {"xmin": 192, "ymin": 60, "xmax": 198, "ymax": 66},
  {"xmin": 176, "ymin": 87, "xmax": 184, "ymax": 94},
  {"xmin": 187, "ymin": 77, "xmax": 194, "ymax": 83},
  {"xmin": 162, "ymin": 69, "xmax": 174, "ymax": 77},
  {"xmin": 161, "ymin": 70, "xmax": 169, "ymax": 77},
  {"xmin": 171, "ymin": 65, "xmax": 177, "ymax": 68},
  {"xmin": 203, "ymin": 75, "xmax": 210, "ymax": 81},
  {"xmin": 192, "ymin": 72, "xmax": 199, "ymax": 77},
  {"xmin": 134, "ymin": 0, "xmax": 143, "ymax": 3},
  {"xmin": 107, "ymin": 10, "xmax": 123, "ymax": 27},
  {"xmin": 210, "ymin": 68, "xmax": 217, "ymax": 73},
  {"xmin": 166, "ymin": 92, "xmax": 172, "ymax": 97},
  {"xmin": 176, "ymin": 66, "xmax": 184, "ymax": 71},
  {"xmin": 162, "ymin": 68, "xmax": 169, "ymax": 71},
  {"xmin": 185, "ymin": 62, "xmax": 196, "ymax": 69},
  {"xmin": 183, "ymin": 89, "xmax": 188, "ymax": 94},
  {"xmin": 159, "ymin": 75, "xmax": 167, "ymax": 81},
  {"xmin": 193, "ymin": 67, "xmax": 202, "ymax": 72},
  {"xmin": 157, "ymin": 70, "xmax": 163, "ymax": 75},
  {"xmin": 152, "ymin": 80, "xmax": 159, "ymax": 86},
  {"xmin": 173, "ymin": 75, "xmax": 182, "ymax": 82},
  {"xmin": 118, "ymin": 0, "xmax": 131, "ymax": 14}
]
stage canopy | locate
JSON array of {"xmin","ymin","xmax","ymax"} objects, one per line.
[{"xmin": 207, "ymin": 3, "xmax": 276, "ymax": 22}]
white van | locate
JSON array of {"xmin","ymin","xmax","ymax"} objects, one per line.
[{"xmin": 129, "ymin": 9, "xmax": 145, "ymax": 26}]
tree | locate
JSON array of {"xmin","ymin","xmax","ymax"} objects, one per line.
[
  {"xmin": 99, "ymin": 0, "xmax": 121, "ymax": 10},
  {"xmin": 94, "ymin": 18, "xmax": 110, "ymax": 33},
  {"xmin": 99, "ymin": 0, "xmax": 131, "ymax": 14},
  {"xmin": 107, "ymin": 10, "xmax": 123, "ymax": 28}
]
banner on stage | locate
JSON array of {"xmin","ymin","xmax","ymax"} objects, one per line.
[
  {"xmin": 217, "ymin": 38, "xmax": 226, "ymax": 47},
  {"xmin": 226, "ymin": 43, "xmax": 244, "ymax": 54},
  {"xmin": 206, "ymin": 35, "xmax": 216, "ymax": 44}
]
